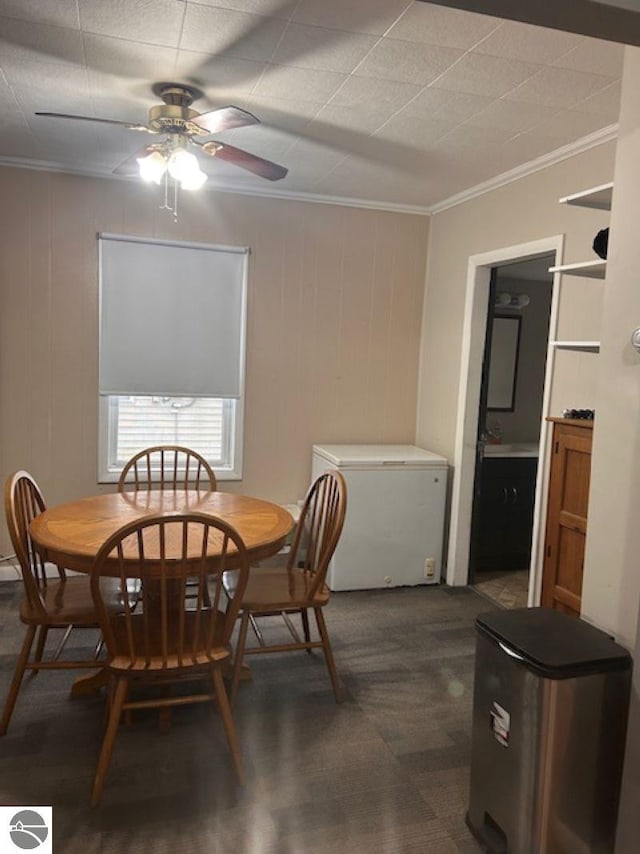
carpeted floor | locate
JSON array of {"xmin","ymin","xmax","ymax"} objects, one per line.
[{"xmin": 0, "ymin": 582, "xmax": 493, "ymax": 853}]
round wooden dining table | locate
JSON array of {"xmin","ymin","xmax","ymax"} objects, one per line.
[{"xmin": 29, "ymin": 489, "xmax": 293, "ymax": 694}]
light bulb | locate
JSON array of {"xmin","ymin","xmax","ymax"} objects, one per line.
[
  {"xmin": 137, "ymin": 151, "xmax": 166, "ymax": 184},
  {"xmin": 167, "ymin": 149, "xmax": 199, "ymax": 182},
  {"xmin": 180, "ymin": 168, "xmax": 208, "ymax": 191}
]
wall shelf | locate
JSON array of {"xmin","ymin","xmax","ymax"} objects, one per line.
[
  {"xmin": 559, "ymin": 182, "xmax": 613, "ymax": 211},
  {"xmin": 552, "ymin": 341, "xmax": 600, "ymax": 353},
  {"xmin": 548, "ymin": 259, "xmax": 606, "ymax": 279}
]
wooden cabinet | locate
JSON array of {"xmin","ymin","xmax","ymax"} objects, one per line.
[
  {"xmin": 541, "ymin": 418, "xmax": 593, "ymax": 616},
  {"xmin": 476, "ymin": 457, "xmax": 538, "ymax": 572}
]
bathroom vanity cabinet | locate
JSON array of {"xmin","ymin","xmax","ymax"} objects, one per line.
[{"xmin": 476, "ymin": 454, "xmax": 538, "ymax": 572}]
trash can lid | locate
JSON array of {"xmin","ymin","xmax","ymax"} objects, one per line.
[{"xmin": 476, "ymin": 607, "xmax": 631, "ymax": 679}]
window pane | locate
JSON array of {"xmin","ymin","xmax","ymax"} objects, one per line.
[{"xmin": 108, "ymin": 396, "xmax": 234, "ymax": 469}]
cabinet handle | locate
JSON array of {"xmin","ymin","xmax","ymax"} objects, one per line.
[
  {"xmin": 502, "ymin": 487, "xmax": 508, "ymax": 504},
  {"xmin": 511, "ymin": 486, "xmax": 518, "ymax": 505}
]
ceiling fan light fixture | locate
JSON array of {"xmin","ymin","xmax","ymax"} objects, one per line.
[
  {"xmin": 137, "ymin": 150, "xmax": 166, "ymax": 184},
  {"xmin": 167, "ymin": 148, "xmax": 199, "ymax": 182},
  {"xmin": 180, "ymin": 168, "xmax": 208, "ymax": 191}
]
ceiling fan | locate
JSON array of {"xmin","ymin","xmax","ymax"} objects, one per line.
[{"xmin": 36, "ymin": 83, "xmax": 288, "ymax": 185}]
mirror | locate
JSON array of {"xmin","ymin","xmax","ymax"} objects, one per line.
[{"xmin": 487, "ymin": 315, "xmax": 521, "ymax": 411}]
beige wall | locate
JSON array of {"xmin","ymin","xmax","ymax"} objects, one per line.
[
  {"xmin": 582, "ymin": 47, "xmax": 640, "ymax": 851},
  {"xmin": 416, "ymin": 141, "xmax": 615, "ymax": 463},
  {"xmin": 0, "ymin": 166, "xmax": 428, "ymax": 554}
]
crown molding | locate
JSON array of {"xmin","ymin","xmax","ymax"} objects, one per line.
[
  {"xmin": 0, "ymin": 123, "xmax": 619, "ymax": 219},
  {"xmin": 428, "ymin": 124, "xmax": 618, "ymax": 215},
  {"xmin": 0, "ymin": 154, "xmax": 431, "ymax": 216}
]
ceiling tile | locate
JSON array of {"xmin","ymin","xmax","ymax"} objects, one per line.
[
  {"xmin": 386, "ymin": 3, "xmax": 501, "ymax": 50},
  {"xmin": 465, "ymin": 99, "xmax": 561, "ymax": 134},
  {"xmin": 0, "ymin": 15, "xmax": 85, "ymax": 67},
  {"xmin": 270, "ymin": 23, "xmax": 378, "ymax": 74},
  {"xmin": 174, "ymin": 50, "xmax": 267, "ymax": 94},
  {"xmin": 552, "ymin": 38, "xmax": 625, "ymax": 77},
  {"xmin": 185, "ymin": 1, "xmax": 297, "ymax": 20},
  {"xmin": 535, "ymin": 109, "xmax": 612, "ymax": 141},
  {"xmin": 374, "ymin": 114, "xmax": 460, "ymax": 146},
  {"xmin": 438, "ymin": 123, "xmax": 517, "ymax": 151},
  {"xmin": 313, "ymin": 103, "xmax": 400, "ymax": 136},
  {"xmin": 400, "ymin": 88, "xmax": 494, "ymax": 122},
  {"xmin": 292, "ymin": 0, "xmax": 412, "ymax": 37},
  {"xmin": 238, "ymin": 93, "xmax": 321, "ymax": 132},
  {"xmin": 0, "ymin": 0, "xmax": 79, "ymax": 29},
  {"xmin": 211, "ymin": 124, "xmax": 294, "ymax": 159},
  {"xmin": 353, "ymin": 39, "xmax": 465, "ymax": 86},
  {"xmin": 329, "ymin": 76, "xmax": 421, "ymax": 111},
  {"xmin": 473, "ymin": 20, "xmax": 583, "ymax": 64},
  {"xmin": 180, "ymin": 4, "xmax": 288, "ymax": 62},
  {"xmin": 79, "ymin": 0, "xmax": 186, "ymax": 49},
  {"xmin": 253, "ymin": 63, "xmax": 346, "ymax": 103},
  {"xmin": 431, "ymin": 53, "xmax": 541, "ymax": 98},
  {"xmin": 83, "ymin": 34, "xmax": 177, "ymax": 79},
  {"xmin": 573, "ymin": 81, "xmax": 621, "ymax": 120},
  {"xmin": 8, "ymin": 61, "xmax": 94, "ymax": 117},
  {"xmin": 505, "ymin": 66, "xmax": 617, "ymax": 109}
]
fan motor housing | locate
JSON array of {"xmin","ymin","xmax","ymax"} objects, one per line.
[{"xmin": 148, "ymin": 104, "xmax": 206, "ymax": 135}]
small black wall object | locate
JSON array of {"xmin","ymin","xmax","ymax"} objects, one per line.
[{"xmin": 593, "ymin": 227, "xmax": 609, "ymax": 260}]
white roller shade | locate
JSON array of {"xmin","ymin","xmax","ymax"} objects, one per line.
[{"xmin": 99, "ymin": 234, "xmax": 248, "ymax": 398}]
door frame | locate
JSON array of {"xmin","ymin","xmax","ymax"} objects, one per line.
[{"xmin": 445, "ymin": 235, "xmax": 565, "ymax": 606}]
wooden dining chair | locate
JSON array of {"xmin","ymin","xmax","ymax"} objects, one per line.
[
  {"xmin": 225, "ymin": 471, "xmax": 347, "ymax": 705},
  {"xmin": 118, "ymin": 446, "xmax": 217, "ymax": 605},
  {"xmin": 89, "ymin": 511, "xmax": 250, "ymax": 806},
  {"xmin": 1, "ymin": 471, "xmax": 123, "ymax": 736},
  {"xmin": 117, "ymin": 445, "xmax": 217, "ymax": 492}
]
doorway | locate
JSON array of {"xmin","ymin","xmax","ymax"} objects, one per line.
[
  {"xmin": 469, "ymin": 257, "xmax": 554, "ymax": 608},
  {"xmin": 445, "ymin": 235, "xmax": 564, "ymax": 605}
]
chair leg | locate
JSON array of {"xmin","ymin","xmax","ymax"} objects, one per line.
[
  {"xmin": 301, "ymin": 609, "xmax": 312, "ymax": 653},
  {"xmin": 91, "ymin": 676, "xmax": 127, "ymax": 807},
  {"xmin": 212, "ymin": 666, "xmax": 245, "ymax": 786},
  {"xmin": 230, "ymin": 610, "xmax": 250, "ymax": 707},
  {"xmin": 314, "ymin": 607, "xmax": 343, "ymax": 703},
  {"xmin": 33, "ymin": 626, "xmax": 49, "ymax": 666},
  {"xmin": 0, "ymin": 624, "xmax": 37, "ymax": 736}
]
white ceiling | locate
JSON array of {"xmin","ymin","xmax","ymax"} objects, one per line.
[{"xmin": 0, "ymin": 0, "xmax": 624, "ymax": 210}]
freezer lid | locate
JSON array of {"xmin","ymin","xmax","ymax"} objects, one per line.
[
  {"xmin": 476, "ymin": 608, "xmax": 631, "ymax": 679},
  {"xmin": 312, "ymin": 444, "xmax": 448, "ymax": 468}
]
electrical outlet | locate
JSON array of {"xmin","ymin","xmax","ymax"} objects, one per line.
[{"xmin": 424, "ymin": 558, "xmax": 436, "ymax": 579}]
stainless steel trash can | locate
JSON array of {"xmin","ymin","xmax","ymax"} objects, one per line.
[{"xmin": 467, "ymin": 608, "xmax": 631, "ymax": 854}]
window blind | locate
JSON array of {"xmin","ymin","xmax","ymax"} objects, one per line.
[{"xmin": 99, "ymin": 234, "xmax": 248, "ymax": 398}]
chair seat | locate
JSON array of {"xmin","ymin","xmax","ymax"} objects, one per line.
[
  {"xmin": 223, "ymin": 567, "xmax": 330, "ymax": 611},
  {"xmin": 19, "ymin": 576, "xmax": 124, "ymax": 626},
  {"xmin": 108, "ymin": 609, "xmax": 230, "ymax": 673}
]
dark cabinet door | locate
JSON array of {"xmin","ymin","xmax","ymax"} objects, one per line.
[{"xmin": 476, "ymin": 457, "xmax": 538, "ymax": 571}]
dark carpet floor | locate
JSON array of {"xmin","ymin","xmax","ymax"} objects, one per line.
[{"xmin": 0, "ymin": 583, "xmax": 493, "ymax": 853}]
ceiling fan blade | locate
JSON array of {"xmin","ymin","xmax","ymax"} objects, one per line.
[
  {"xmin": 192, "ymin": 106, "xmax": 259, "ymax": 135},
  {"xmin": 202, "ymin": 142, "xmax": 287, "ymax": 181},
  {"xmin": 35, "ymin": 112, "xmax": 152, "ymax": 133},
  {"xmin": 112, "ymin": 145, "xmax": 159, "ymax": 176}
]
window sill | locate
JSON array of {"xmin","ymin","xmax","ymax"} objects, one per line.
[{"xmin": 98, "ymin": 468, "xmax": 243, "ymax": 485}]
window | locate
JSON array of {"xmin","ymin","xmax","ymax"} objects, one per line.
[{"xmin": 98, "ymin": 234, "xmax": 247, "ymax": 482}]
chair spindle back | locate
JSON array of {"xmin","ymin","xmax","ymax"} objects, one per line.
[
  {"xmin": 288, "ymin": 471, "xmax": 346, "ymax": 599},
  {"xmin": 91, "ymin": 513, "xmax": 249, "ymax": 671},
  {"xmin": 118, "ymin": 446, "xmax": 217, "ymax": 493}
]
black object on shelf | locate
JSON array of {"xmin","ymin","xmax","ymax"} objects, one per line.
[
  {"xmin": 562, "ymin": 408, "xmax": 594, "ymax": 420},
  {"xmin": 593, "ymin": 227, "xmax": 609, "ymax": 259}
]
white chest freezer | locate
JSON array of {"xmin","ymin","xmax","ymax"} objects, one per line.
[{"xmin": 311, "ymin": 444, "xmax": 448, "ymax": 591}]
